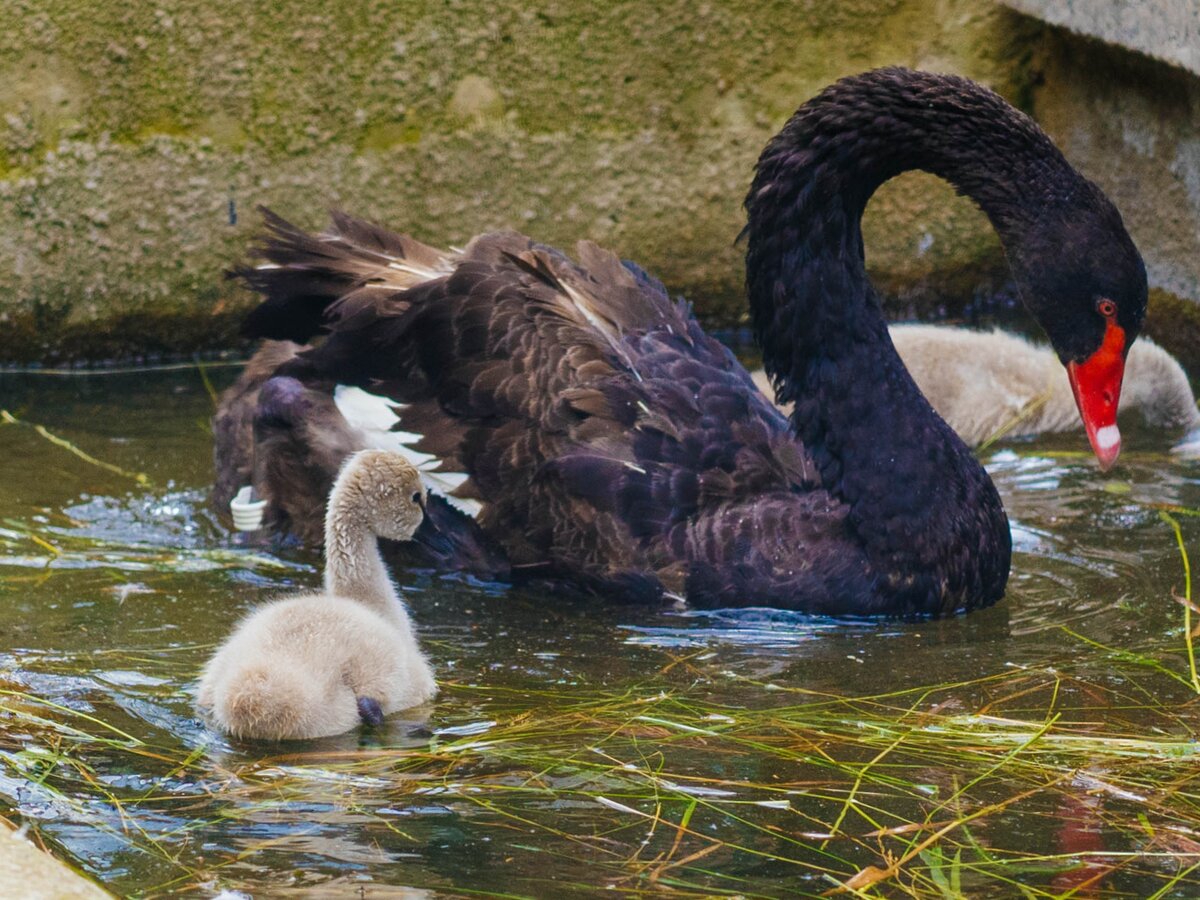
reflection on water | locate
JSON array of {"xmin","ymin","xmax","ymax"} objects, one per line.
[{"xmin": 1, "ymin": 367, "xmax": 1199, "ymax": 897}]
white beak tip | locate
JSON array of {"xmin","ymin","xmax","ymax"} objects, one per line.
[{"xmin": 1095, "ymin": 424, "xmax": 1121, "ymax": 452}]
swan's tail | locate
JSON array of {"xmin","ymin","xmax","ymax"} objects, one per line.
[
  {"xmin": 210, "ymin": 662, "xmax": 354, "ymax": 741},
  {"xmin": 232, "ymin": 207, "xmax": 459, "ymax": 344}
]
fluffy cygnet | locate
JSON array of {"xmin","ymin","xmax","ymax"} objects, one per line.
[
  {"xmin": 198, "ymin": 449, "xmax": 436, "ymax": 740},
  {"xmin": 752, "ymin": 325, "xmax": 1200, "ymax": 448}
]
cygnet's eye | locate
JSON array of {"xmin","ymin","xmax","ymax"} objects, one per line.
[{"xmin": 411, "ymin": 491, "xmax": 422, "ymax": 504}]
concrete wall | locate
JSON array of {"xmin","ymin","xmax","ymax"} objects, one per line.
[
  {"xmin": 1, "ymin": 0, "xmax": 1199, "ymax": 365},
  {"xmin": 1001, "ymin": 0, "xmax": 1200, "ymax": 75},
  {"xmin": 1001, "ymin": 0, "xmax": 1200, "ymax": 369},
  {"xmin": 0, "ymin": 0, "xmax": 1033, "ymax": 363}
]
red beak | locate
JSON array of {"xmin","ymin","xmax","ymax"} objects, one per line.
[{"xmin": 1065, "ymin": 318, "xmax": 1127, "ymax": 471}]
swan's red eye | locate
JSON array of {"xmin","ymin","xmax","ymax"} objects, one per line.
[{"xmin": 1097, "ymin": 298, "xmax": 1117, "ymax": 319}]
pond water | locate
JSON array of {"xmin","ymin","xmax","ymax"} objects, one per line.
[{"xmin": 1, "ymin": 362, "xmax": 1199, "ymax": 898}]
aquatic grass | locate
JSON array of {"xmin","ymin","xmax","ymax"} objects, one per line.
[
  {"xmin": 976, "ymin": 388, "xmax": 1054, "ymax": 454},
  {"xmin": 8, "ymin": 345, "xmax": 1200, "ymax": 896},
  {"xmin": 0, "ymin": 430, "xmax": 1198, "ymax": 895},
  {"xmin": 0, "ymin": 688, "xmax": 141, "ymax": 746},
  {"xmin": 1154, "ymin": 502, "xmax": 1200, "ymax": 520},
  {"xmin": 1059, "ymin": 626, "xmax": 1200, "ymax": 694},
  {"xmin": 0, "ymin": 360, "xmax": 247, "ymax": 377},
  {"xmin": 192, "ymin": 355, "xmax": 221, "ymax": 409},
  {"xmin": 1159, "ymin": 511, "xmax": 1199, "ymax": 694},
  {"xmin": 0, "ymin": 409, "xmax": 151, "ymax": 486},
  {"xmin": 3, "ymin": 658, "xmax": 1200, "ymax": 897},
  {"xmin": 1047, "ymin": 505, "xmax": 1200, "ymax": 698},
  {"xmin": 0, "ymin": 720, "xmax": 210, "ymax": 886}
]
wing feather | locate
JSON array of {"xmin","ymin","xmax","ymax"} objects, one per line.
[{"xmin": 233, "ymin": 210, "xmax": 826, "ymax": 601}]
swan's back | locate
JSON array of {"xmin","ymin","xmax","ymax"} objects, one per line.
[{"xmin": 246, "ymin": 214, "xmax": 830, "ymax": 605}]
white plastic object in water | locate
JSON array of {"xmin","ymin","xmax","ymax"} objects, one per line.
[{"xmin": 230, "ymin": 486, "xmax": 267, "ymax": 532}]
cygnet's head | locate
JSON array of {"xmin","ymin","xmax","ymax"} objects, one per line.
[{"xmin": 333, "ymin": 449, "xmax": 426, "ymax": 541}]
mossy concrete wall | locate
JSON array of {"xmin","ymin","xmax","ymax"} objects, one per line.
[
  {"xmin": 1, "ymin": 0, "xmax": 1198, "ymax": 365},
  {"xmin": 0, "ymin": 0, "xmax": 1036, "ymax": 363},
  {"xmin": 1000, "ymin": 1, "xmax": 1200, "ymax": 370}
]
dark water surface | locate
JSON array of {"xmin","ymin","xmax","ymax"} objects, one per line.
[{"xmin": 1, "ymin": 365, "xmax": 1199, "ymax": 898}]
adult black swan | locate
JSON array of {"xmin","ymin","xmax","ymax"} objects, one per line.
[{"xmin": 218, "ymin": 68, "xmax": 1146, "ymax": 616}]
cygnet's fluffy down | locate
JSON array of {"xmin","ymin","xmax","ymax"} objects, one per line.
[
  {"xmin": 197, "ymin": 594, "xmax": 435, "ymax": 740},
  {"xmin": 752, "ymin": 325, "xmax": 1200, "ymax": 449},
  {"xmin": 198, "ymin": 449, "xmax": 436, "ymax": 740}
]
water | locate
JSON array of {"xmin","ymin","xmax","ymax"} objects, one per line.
[{"xmin": 1, "ymin": 366, "xmax": 1199, "ymax": 897}]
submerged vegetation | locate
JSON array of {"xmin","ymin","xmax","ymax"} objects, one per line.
[
  {"xmin": 0, "ymin": 367, "xmax": 1199, "ymax": 897},
  {"xmin": 2, "ymin": 647, "xmax": 1200, "ymax": 896}
]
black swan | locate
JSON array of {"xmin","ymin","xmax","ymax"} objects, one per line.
[
  {"xmin": 199, "ymin": 450, "xmax": 436, "ymax": 740},
  {"xmin": 750, "ymin": 326, "xmax": 1197, "ymax": 448},
  {"xmin": 218, "ymin": 68, "xmax": 1147, "ymax": 615}
]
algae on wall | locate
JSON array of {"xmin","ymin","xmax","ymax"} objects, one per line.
[{"xmin": 0, "ymin": 0, "xmax": 1035, "ymax": 362}]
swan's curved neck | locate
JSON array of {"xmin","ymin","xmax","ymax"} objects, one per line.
[
  {"xmin": 323, "ymin": 490, "xmax": 409, "ymax": 627},
  {"xmin": 747, "ymin": 72, "xmax": 1074, "ymax": 390},
  {"xmin": 744, "ymin": 71, "xmax": 1065, "ymax": 609}
]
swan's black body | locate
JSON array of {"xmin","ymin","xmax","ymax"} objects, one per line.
[{"xmin": 221, "ymin": 68, "xmax": 1147, "ymax": 616}]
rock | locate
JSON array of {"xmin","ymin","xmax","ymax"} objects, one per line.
[{"xmin": 0, "ymin": 821, "xmax": 111, "ymax": 899}]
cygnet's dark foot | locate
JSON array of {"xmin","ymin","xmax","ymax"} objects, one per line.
[{"xmin": 356, "ymin": 696, "xmax": 384, "ymax": 726}]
